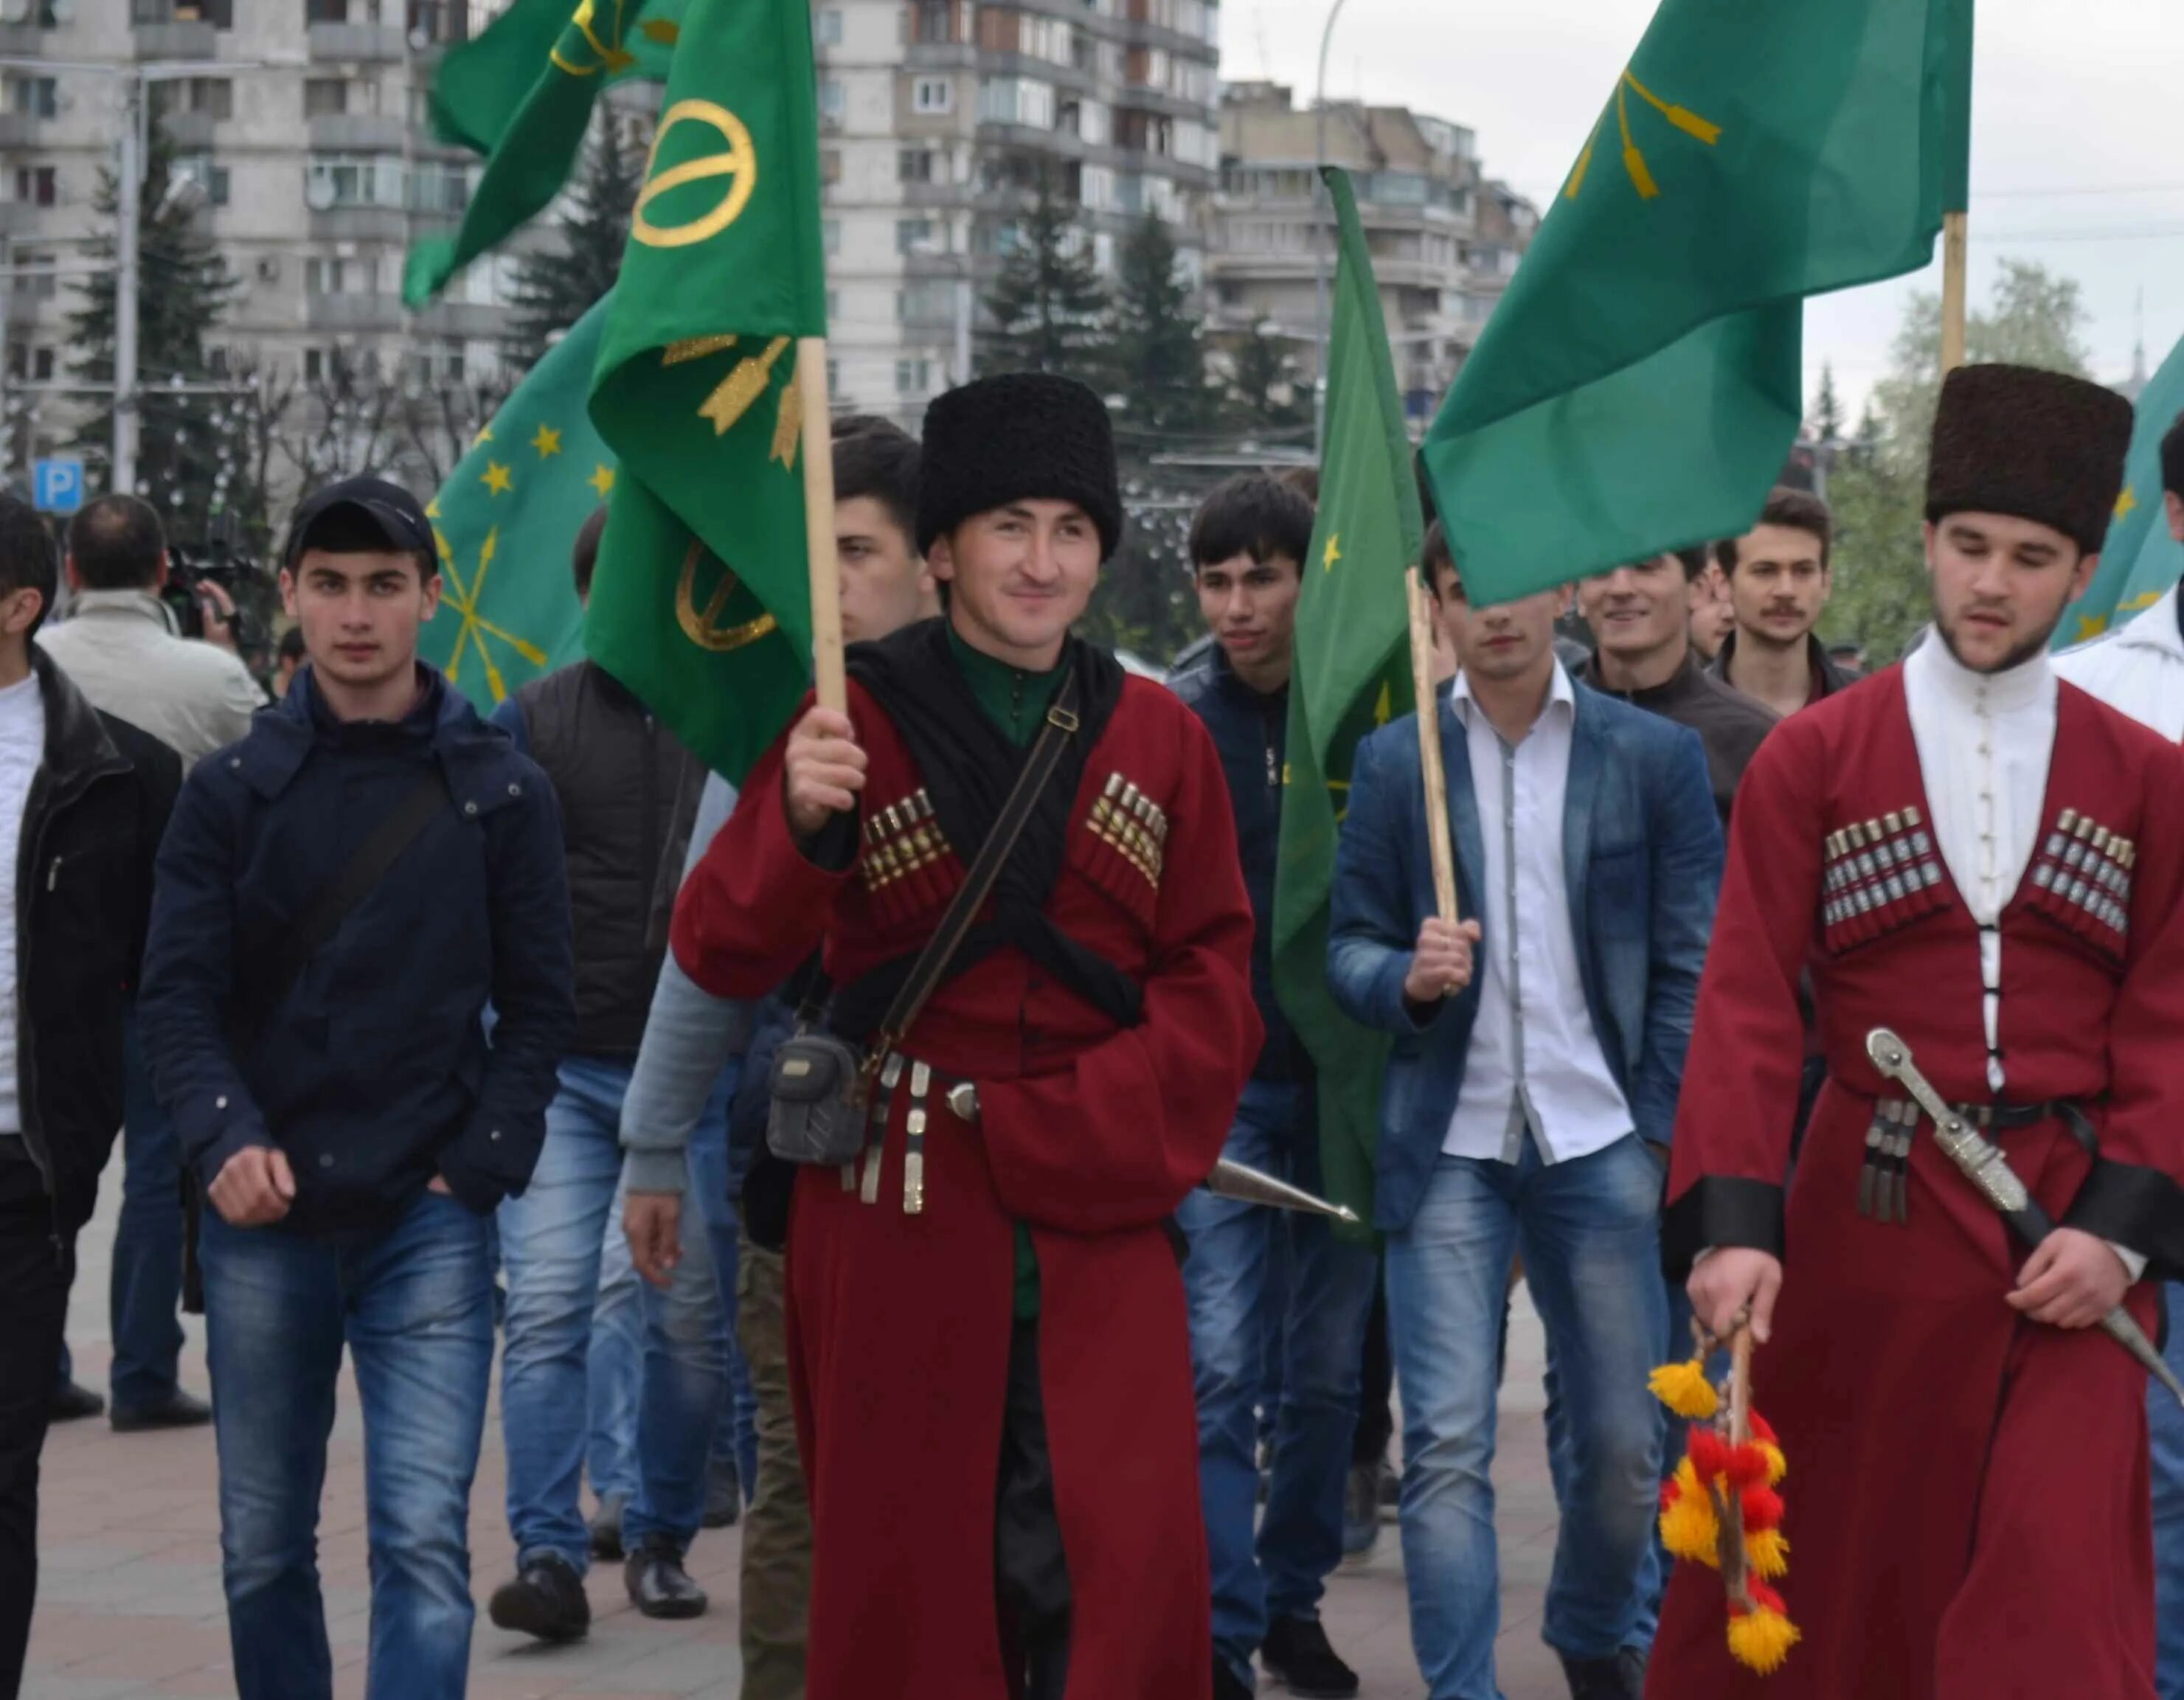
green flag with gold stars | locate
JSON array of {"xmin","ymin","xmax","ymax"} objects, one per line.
[
  {"xmin": 1421, "ymin": 0, "xmax": 1972, "ymax": 604},
  {"xmin": 403, "ymin": 0, "xmax": 684, "ymax": 309},
  {"xmin": 418, "ymin": 294, "xmax": 619, "ymax": 706},
  {"xmin": 580, "ymin": 0, "xmax": 827, "ymax": 782},
  {"xmin": 1271, "ymin": 169, "xmax": 1424, "ymax": 1238},
  {"xmin": 2054, "ymin": 332, "xmax": 2184, "ymax": 648}
]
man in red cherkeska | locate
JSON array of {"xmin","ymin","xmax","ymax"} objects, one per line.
[
  {"xmin": 670, "ymin": 372, "xmax": 1261, "ymax": 1700},
  {"xmin": 1650, "ymin": 364, "xmax": 2184, "ymax": 1700}
]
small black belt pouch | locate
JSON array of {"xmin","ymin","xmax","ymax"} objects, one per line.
[{"xmin": 766, "ymin": 1033, "xmax": 870, "ymax": 1167}]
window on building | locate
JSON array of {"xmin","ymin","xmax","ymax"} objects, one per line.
[
  {"xmin": 306, "ymin": 153, "xmax": 409, "ymax": 209},
  {"xmin": 821, "ymin": 148, "xmax": 842, "ymax": 186},
  {"xmin": 304, "ymin": 77, "xmax": 347, "ymax": 117},
  {"xmin": 895, "ymin": 358, "xmax": 932, "ymax": 396},
  {"xmin": 31, "ymin": 347, "xmax": 55, "ymax": 381},
  {"xmin": 898, "ymin": 148, "xmax": 935, "ymax": 184},
  {"xmin": 408, "ymin": 1, "xmax": 470, "ymax": 43},
  {"xmin": 13, "ymin": 251, "xmax": 56, "ymax": 299},
  {"xmin": 173, "ymin": 155, "xmax": 232, "ymax": 206},
  {"xmin": 409, "ymin": 162, "xmax": 473, "ymax": 215},
  {"xmin": 305, "ymin": 0, "xmax": 352, "ymax": 21},
  {"xmin": 912, "ymin": 77, "xmax": 953, "ymax": 115},
  {"xmin": 822, "ymin": 218, "xmax": 841, "ymax": 257},
  {"xmin": 898, "ymin": 280, "xmax": 954, "ymax": 325},
  {"xmin": 818, "ymin": 78, "xmax": 845, "ymax": 126},
  {"xmin": 895, "ymin": 217, "xmax": 937, "ymax": 254},
  {"xmin": 815, "ymin": 7, "xmax": 843, "ymax": 44},
  {"xmin": 12, "ymin": 168, "xmax": 56, "ymax": 208},
  {"xmin": 3, "ymin": 77, "xmax": 59, "ymax": 119},
  {"xmin": 303, "ymin": 348, "xmax": 326, "ymax": 383},
  {"xmin": 134, "ymin": 0, "xmax": 235, "ymax": 20}
]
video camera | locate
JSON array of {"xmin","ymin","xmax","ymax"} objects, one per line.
[{"xmin": 160, "ymin": 522, "xmax": 269, "ymax": 662}]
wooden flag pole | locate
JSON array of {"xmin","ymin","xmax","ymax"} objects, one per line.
[
  {"xmin": 1940, "ymin": 211, "xmax": 1969, "ymax": 375},
  {"xmin": 798, "ymin": 336, "xmax": 846, "ymax": 713},
  {"xmin": 1405, "ymin": 566, "xmax": 1460, "ymax": 923}
]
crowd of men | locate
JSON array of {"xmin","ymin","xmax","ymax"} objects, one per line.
[{"xmin": 0, "ymin": 357, "xmax": 2180, "ymax": 1700}]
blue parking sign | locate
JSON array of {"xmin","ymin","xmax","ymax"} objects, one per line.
[{"xmin": 32, "ymin": 458, "xmax": 83, "ymax": 516}]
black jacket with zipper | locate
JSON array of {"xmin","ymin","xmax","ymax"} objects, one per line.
[
  {"xmin": 1171, "ymin": 645, "xmax": 1304, "ymax": 1082},
  {"xmin": 494, "ymin": 662, "xmax": 705, "ymax": 1061},
  {"xmin": 6, "ymin": 648, "xmax": 181, "ymax": 1236}
]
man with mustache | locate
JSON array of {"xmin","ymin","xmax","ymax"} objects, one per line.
[{"xmin": 1710, "ymin": 489, "xmax": 1854, "ymax": 719}]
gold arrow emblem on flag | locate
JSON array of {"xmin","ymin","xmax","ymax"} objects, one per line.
[
  {"xmin": 676, "ymin": 544, "xmax": 780, "ymax": 653},
  {"xmin": 1564, "ymin": 69, "xmax": 1721, "ymax": 202}
]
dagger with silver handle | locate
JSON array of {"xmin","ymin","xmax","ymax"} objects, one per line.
[
  {"xmin": 1865, "ymin": 1027, "xmax": 2184, "ymax": 1406},
  {"xmin": 943, "ymin": 1082, "xmax": 1360, "ymax": 1224}
]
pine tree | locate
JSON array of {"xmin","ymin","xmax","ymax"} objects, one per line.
[
  {"xmin": 1227, "ymin": 318, "xmax": 1307, "ymax": 435},
  {"xmin": 503, "ymin": 115, "xmax": 643, "ymax": 369},
  {"xmin": 1812, "ymin": 361, "xmax": 1844, "ymax": 442},
  {"xmin": 1107, "ymin": 212, "xmax": 1215, "ymax": 436},
  {"xmin": 977, "ymin": 164, "xmax": 1110, "ymax": 380},
  {"xmin": 66, "ymin": 120, "xmax": 243, "ymax": 526}
]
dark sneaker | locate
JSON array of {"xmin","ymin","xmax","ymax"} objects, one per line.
[
  {"xmin": 625, "ymin": 1535, "xmax": 708, "ymax": 1620},
  {"xmin": 50, "ymin": 1378, "xmax": 105, "ymax": 1423},
  {"xmin": 1340, "ymin": 1463, "xmax": 1379, "ymax": 1559},
  {"xmin": 488, "ymin": 1552, "xmax": 591, "ymax": 1644},
  {"xmin": 110, "ymin": 1389, "xmax": 213, "ymax": 1432},
  {"xmin": 1214, "ymin": 1659, "xmax": 1257, "ymax": 1700},
  {"xmin": 1261, "ymin": 1616, "xmax": 1359, "ymax": 1699},
  {"xmin": 703, "ymin": 1454, "xmax": 741, "ymax": 1529},
  {"xmin": 588, "ymin": 1493, "xmax": 627, "ymax": 1561},
  {"xmin": 1560, "ymin": 1649, "xmax": 1646, "ymax": 1700}
]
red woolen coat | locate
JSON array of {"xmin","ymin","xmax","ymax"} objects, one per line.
[
  {"xmin": 1649, "ymin": 667, "xmax": 2184, "ymax": 1700},
  {"xmin": 673, "ymin": 673, "xmax": 1261, "ymax": 1700}
]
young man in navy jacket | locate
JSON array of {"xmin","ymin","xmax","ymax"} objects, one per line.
[{"xmin": 139, "ymin": 477, "xmax": 575, "ymax": 1700}]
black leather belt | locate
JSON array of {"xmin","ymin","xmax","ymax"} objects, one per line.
[{"xmin": 1858, "ymin": 1095, "xmax": 2095, "ymax": 1225}]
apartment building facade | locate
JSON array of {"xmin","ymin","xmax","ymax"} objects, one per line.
[
  {"xmin": 0, "ymin": 0, "xmax": 516, "ymax": 483},
  {"xmin": 1208, "ymin": 80, "xmax": 1536, "ymax": 424},
  {"xmin": 814, "ymin": 0, "xmax": 1221, "ymax": 425}
]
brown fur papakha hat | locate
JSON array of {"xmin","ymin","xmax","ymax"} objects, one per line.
[{"xmin": 1925, "ymin": 364, "xmax": 2135, "ymax": 555}]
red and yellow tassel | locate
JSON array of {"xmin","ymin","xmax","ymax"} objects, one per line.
[
  {"xmin": 1727, "ymin": 1581, "xmax": 1802, "ymax": 1674},
  {"xmin": 1647, "ymin": 1356, "xmax": 1719, "ymax": 1420}
]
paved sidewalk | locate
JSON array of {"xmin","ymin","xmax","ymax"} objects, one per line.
[{"xmin": 25, "ymin": 1191, "xmax": 1571, "ymax": 1699}]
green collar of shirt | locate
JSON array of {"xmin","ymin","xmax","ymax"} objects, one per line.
[{"xmin": 946, "ymin": 623, "xmax": 1064, "ymax": 749}]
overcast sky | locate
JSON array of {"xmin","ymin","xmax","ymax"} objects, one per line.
[{"xmin": 1221, "ymin": 0, "xmax": 2184, "ymax": 417}]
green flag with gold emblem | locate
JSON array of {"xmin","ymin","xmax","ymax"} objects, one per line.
[
  {"xmin": 418, "ymin": 295, "xmax": 619, "ymax": 706},
  {"xmin": 1422, "ymin": 0, "xmax": 1972, "ymax": 603},
  {"xmin": 1271, "ymin": 169, "xmax": 1424, "ymax": 1237},
  {"xmin": 580, "ymin": 0, "xmax": 827, "ymax": 781},
  {"xmin": 403, "ymin": 0, "xmax": 684, "ymax": 308},
  {"xmin": 427, "ymin": 0, "xmax": 684, "ymax": 158}
]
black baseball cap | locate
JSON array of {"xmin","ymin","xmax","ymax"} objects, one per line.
[{"xmin": 281, "ymin": 476, "xmax": 436, "ymax": 570}]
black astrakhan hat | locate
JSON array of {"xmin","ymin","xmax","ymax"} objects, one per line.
[
  {"xmin": 1925, "ymin": 364, "xmax": 2135, "ymax": 556},
  {"xmin": 916, "ymin": 372, "xmax": 1123, "ymax": 561}
]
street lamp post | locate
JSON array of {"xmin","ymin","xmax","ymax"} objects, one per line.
[{"xmin": 1310, "ymin": 0, "xmax": 1352, "ymax": 458}]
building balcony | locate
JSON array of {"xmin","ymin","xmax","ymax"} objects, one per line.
[
  {"xmin": 412, "ymin": 300, "xmax": 507, "ymax": 342},
  {"xmin": 159, "ymin": 111, "xmax": 218, "ymax": 151},
  {"xmin": 904, "ymin": 39, "xmax": 979, "ymax": 69},
  {"xmin": 0, "ymin": 23, "xmax": 41, "ymax": 57},
  {"xmin": 307, "ymin": 21, "xmax": 408, "ymax": 63},
  {"xmin": 308, "ymin": 204, "xmax": 410, "ymax": 244},
  {"xmin": 305, "ymin": 293, "xmax": 406, "ymax": 336},
  {"xmin": 0, "ymin": 112, "xmax": 36, "ymax": 150},
  {"xmin": 308, "ymin": 114, "xmax": 409, "ymax": 153},
  {"xmin": 134, "ymin": 21, "xmax": 218, "ymax": 59}
]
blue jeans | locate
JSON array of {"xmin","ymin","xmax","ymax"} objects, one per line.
[
  {"xmin": 590, "ymin": 1102, "xmax": 758, "ymax": 1510},
  {"xmin": 1179, "ymin": 1078, "xmax": 1379, "ymax": 1686},
  {"xmin": 2152, "ymin": 1282, "xmax": 2184, "ymax": 1699},
  {"xmin": 1387, "ymin": 1136, "xmax": 1667, "ymax": 1700},
  {"xmin": 109, "ymin": 1005, "xmax": 187, "ymax": 1412},
  {"xmin": 502, "ymin": 1055, "xmax": 738, "ymax": 1567},
  {"xmin": 202, "ymin": 1190, "xmax": 493, "ymax": 1700}
]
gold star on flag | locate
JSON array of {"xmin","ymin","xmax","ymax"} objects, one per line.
[
  {"xmin": 1322, "ymin": 533, "xmax": 1342, "ymax": 573},
  {"xmin": 2116, "ymin": 486, "xmax": 2138, "ymax": 522},
  {"xmin": 473, "ymin": 425, "xmax": 494, "ymax": 448},
  {"xmin": 532, "ymin": 424, "xmax": 563, "ymax": 459},
  {"xmin": 482, "ymin": 461, "xmax": 513, "ymax": 496},
  {"xmin": 588, "ymin": 464, "xmax": 616, "ymax": 499}
]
